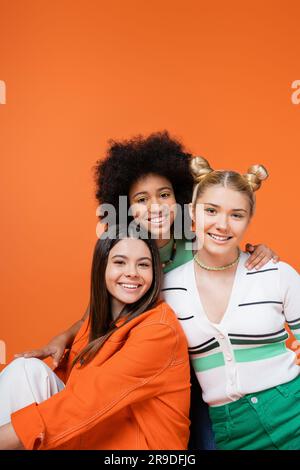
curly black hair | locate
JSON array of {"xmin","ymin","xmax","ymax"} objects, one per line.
[{"xmin": 94, "ymin": 131, "xmax": 194, "ymax": 224}]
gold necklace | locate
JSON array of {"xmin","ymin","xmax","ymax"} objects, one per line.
[{"xmin": 194, "ymin": 249, "xmax": 240, "ymax": 271}]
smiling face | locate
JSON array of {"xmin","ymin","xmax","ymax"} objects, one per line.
[
  {"xmin": 192, "ymin": 185, "xmax": 251, "ymax": 259},
  {"xmin": 105, "ymin": 238, "xmax": 153, "ymax": 317},
  {"xmin": 129, "ymin": 173, "xmax": 177, "ymax": 239}
]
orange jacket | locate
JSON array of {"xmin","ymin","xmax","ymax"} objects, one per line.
[{"xmin": 11, "ymin": 301, "xmax": 191, "ymax": 450}]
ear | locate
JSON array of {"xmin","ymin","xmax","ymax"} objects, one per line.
[{"xmin": 188, "ymin": 202, "xmax": 194, "ymax": 222}]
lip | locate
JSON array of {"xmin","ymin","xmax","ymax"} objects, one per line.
[
  {"xmin": 207, "ymin": 233, "xmax": 233, "ymax": 244},
  {"xmin": 147, "ymin": 214, "xmax": 168, "ymax": 226},
  {"xmin": 118, "ymin": 282, "xmax": 142, "ymax": 292}
]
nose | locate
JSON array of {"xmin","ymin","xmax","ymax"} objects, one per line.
[
  {"xmin": 124, "ymin": 263, "xmax": 139, "ymax": 277},
  {"xmin": 215, "ymin": 213, "xmax": 229, "ymax": 232},
  {"xmin": 147, "ymin": 200, "xmax": 161, "ymax": 213}
]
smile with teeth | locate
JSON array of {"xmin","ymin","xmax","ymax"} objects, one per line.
[
  {"xmin": 148, "ymin": 215, "xmax": 167, "ymax": 225},
  {"xmin": 208, "ymin": 233, "xmax": 233, "ymax": 242},
  {"xmin": 119, "ymin": 283, "xmax": 141, "ymax": 290}
]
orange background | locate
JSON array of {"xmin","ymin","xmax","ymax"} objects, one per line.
[{"xmin": 1, "ymin": 0, "xmax": 300, "ymax": 366}]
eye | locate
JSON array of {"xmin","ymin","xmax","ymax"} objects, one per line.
[
  {"xmin": 232, "ymin": 213, "xmax": 244, "ymax": 219},
  {"xmin": 114, "ymin": 260, "xmax": 125, "ymax": 265},
  {"xmin": 160, "ymin": 192, "xmax": 171, "ymax": 199},
  {"xmin": 205, "ymin": 207, "xmax": 217, "ymax": 215},
  {"xmin": 138, "ymin": 262, "xmax": 151, "ymax": 268},
  {"xmin": 136, "ymin": 196, "xmax": 147, "ymax": 204}
]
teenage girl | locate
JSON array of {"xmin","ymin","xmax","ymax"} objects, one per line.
[
  {"xmin": 0, "ymin": 227, "xmax": 190, "ymax": 450},
  {"xmin": 163, "ymin": 157, "xmax": 300, "ymax": 449}
]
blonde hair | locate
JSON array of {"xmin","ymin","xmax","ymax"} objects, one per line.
[{"xmin": 190, "ymin": 157, "xmax": 268, "ymax": 217}]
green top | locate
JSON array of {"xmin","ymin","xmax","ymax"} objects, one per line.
[{"xmin": 159, "ymin": 237, "xmax": 193, "ymax": 274}]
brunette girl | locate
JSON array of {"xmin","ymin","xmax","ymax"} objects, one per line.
[{"xmin": 0, "ymin": 227, "xmax": 190, "ymax": 450}]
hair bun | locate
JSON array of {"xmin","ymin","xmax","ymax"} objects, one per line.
[
  {"xmin": 190, "ymin": 156, "xmax": 213, "ymax": 183},
  {"xmin": 244, "ymin": 164, "xmax": 269, "ymax": 192}
]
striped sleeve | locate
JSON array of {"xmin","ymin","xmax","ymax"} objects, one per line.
[{"xmin": 279, "ymin": 262, "xmax": 300, "ymax": 340}]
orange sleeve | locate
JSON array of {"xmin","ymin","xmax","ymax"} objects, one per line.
[
  {"xmin": 53, "ymin": 319, "xmax": 90, "ymax": 384},
  {"xmin": 11, "ymin": 320, "xmax": 179, "ymax": 450}
]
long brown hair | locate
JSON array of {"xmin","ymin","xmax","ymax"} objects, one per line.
[{"xmin": 72, "ymin": 225, "xmax": 162, "ymax": 368}]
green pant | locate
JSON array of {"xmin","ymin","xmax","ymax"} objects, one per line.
[{"xmin": 209, "ymin": 375, "xmax": 300, "ymax": 450}]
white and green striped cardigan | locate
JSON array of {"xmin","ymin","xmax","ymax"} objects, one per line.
[{"xmin": 162, "ymin": 252, "xmax": 300, "ymax": 407}]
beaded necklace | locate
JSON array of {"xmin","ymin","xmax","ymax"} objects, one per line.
[
  {"xmin": 193, "ymin": 249, "xmax": 240, "ymax": 271},
  {"xmin": 161, "ymin": 240, "xmax": 177, "ymax": 269}
]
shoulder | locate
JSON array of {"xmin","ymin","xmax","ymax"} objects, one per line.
[
  {"xmin": 131, "ymin": 301, "xmax": 182, "ymax": 330},
  {"xmin": 163, "ymin": 260, "xmax": 193, "ymax": 288},
  {"xmin": 242, "ymin": 252, "xmax": 279, "ymax": 275},
  {"xmin": 244, "ymin": 258, "xmax": 300, "ymax": 289},
  {"xmin": 161, "ymin": 263, "xmax": 193, "ymax": 314},
  {"xmin": 127, "ymin": 302, "xmax": 188, "ymax": 351},
  {"xmin": 277, "ymin": 261, "xmax": 300, "ymax": 280}
]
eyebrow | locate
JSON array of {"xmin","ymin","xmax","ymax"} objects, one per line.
[
  {"xmin": 204, "ymin": 203, "xmax": 248, "ymax": 213},
  {"xmin": 132, "ymin": 186, "xmax": 173, "ymax": 198},
  {"xmin": 111, "ymin": 255, "xmax": 152, "ymax": 261}
]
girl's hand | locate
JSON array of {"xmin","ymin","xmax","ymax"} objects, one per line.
[
  {"xmin": 14, "ymin": 333, "xmax": 68, "ymax": 368},
  {"xmin": 245, "ymin": 243, "xmax": 280, "ymax": 271},
  {"xmin": 291, "ymin": 340, "xmax": 300, "ymax": 365}
]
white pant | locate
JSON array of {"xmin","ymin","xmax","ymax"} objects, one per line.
[{"xmin": 0, "ymin": 358, "xmax": 65, "ymax": 426}]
